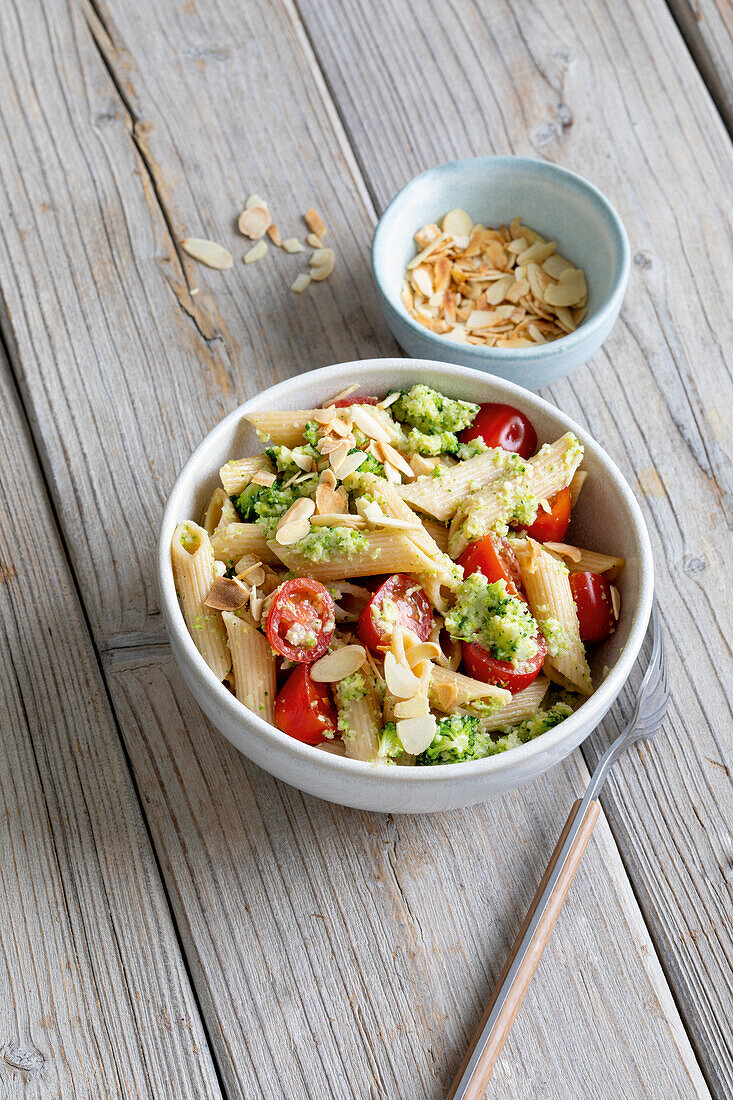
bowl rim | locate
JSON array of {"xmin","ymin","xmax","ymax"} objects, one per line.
[
  {"xmin": 371, "ymin": 155, "xmax": 631, "ymax": 363},
  {"xmin": 158, "ymin": 357, "xmax": 653, "ymax": 786}
]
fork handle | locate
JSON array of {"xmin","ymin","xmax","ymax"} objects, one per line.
[{"xmin": 446, "ymin": 798, "xmax": 601, "ymax": 1100}]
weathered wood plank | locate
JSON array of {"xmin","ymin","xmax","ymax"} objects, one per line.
[
  {"xmin": 666, "ymin": 0, "xmax": 733, "ymax": 132},
  {"xmin": 0, "ymin": 0, "xmax": 722, "ymax": 1096},
  {"xmin": 293, "ymin": 0, "xmax": 733, "ymax": 1092},
  {"xmin": 0, "ymin": 349, "xmax": 221, "ymax": 1097}
]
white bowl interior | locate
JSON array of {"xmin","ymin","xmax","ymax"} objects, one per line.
[
  {"xmin": 159, "ymin": 359, "xmax": 652, "ymax": 811},
  {"xmin": 373, "ymin": 157, "xmax": 628, "ymax": 345}
]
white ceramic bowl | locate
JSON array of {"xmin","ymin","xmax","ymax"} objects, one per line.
[
  {"xmin": 371, "ymin": 157, "xmax": 630, "ymax": 391},
  {"xmin": 158, "ymin": 359, "xmax": 652, "ymax": 814}
]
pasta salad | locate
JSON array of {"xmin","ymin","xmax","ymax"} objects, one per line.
[{"xmin": 172, "ymin": 385, "xmax": 624, "ymax": 766}]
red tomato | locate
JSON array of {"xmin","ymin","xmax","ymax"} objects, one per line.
[
  {"xmin": 266, "ymin": 578, "xmax": 335, "ymax": 662},
  {"xmin": 462, "ymin": 633, "xmax": 547, "ymax": 694},
  {"xmin": 458, "ymin": 535, "xmax": 524, "ymax": 594},
  {"xmin": 460, "ymin": 402, "xmax": 538, "ymax": 459},
  {"xmin": 570, "ymin": 572, "xmax": 616, "ymax": 643},
  {"xmin": 519, "ymin": 487, "xmax": 572, "ymax": 543},
  {"xmin": 358, "ymin": 573, "xmax": 433, "ymax": 652},
  {"xmin": 274, "ymin": 664, "xmax": 337, "ymax": 745},
  {"xmin": 332, "ymin": 395, "xmax": 380, "ymax": 407}
]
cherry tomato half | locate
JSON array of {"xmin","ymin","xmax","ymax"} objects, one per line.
[
  {"xmin": 569, "ymin": 572, "xmax": 616, "ymax": 643},
  {"xmin": 462, "ymin": 633, "xmax": 547, "ymax": 694},
  {"xmin": 332, "ymin": 395, "xmax": 380, "ymax": 407},
  {"xmin": 458, "ymin": 535, "xmax": 524, "ymax": 595},
  {"xmin": 358, "ymin": 573, "xmax": 433, "ymax": 653},
  {"xmin": 266, "ymin": 578, "xmax": 335, "ymax": 662},
  {"xmin": 518, "ymin": 487, "xmax": 572, "ymax": 543},
  {"xmin": 460, "ymin": 402, "xmax": 538, "ymax": 459},
  {"xmin": 274, "ymin": 664, "xmax": 337, "ymax": 745}
]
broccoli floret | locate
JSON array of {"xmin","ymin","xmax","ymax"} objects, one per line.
[
  {"xmin": 303, "ymin": 421, "xmax": 320, "ymax": 447},
  {"xmin": 377, "ymin": 722, "xmax": 406, "ymax": 764},
  {"xmin": 417, "ymin": 714, "xmax": 481, "ymax": 765},
  {"xmin": 265, "ymin": 443, "xmax": 320, "ymax": 482},
  {"xmin": 390, "ymin": 384, "xmax": 479, "ymax": 435},
  {"xmin": 500, "ymin": 702, "xmax": 573, "ymax": 742},
  {"xmin": 445, "ymin": 573, "xmax": 540, "ymax": 665},
  {"xmin": 405, "ymin": 426, "xmax": 461, "ymax": 456},
  {"xmin": 234, "ymin": 483, "xmax": 264, "ymax": 521},
  {"xmin": 244, "ymin": 481, "xmax": 317, "ymax": 538}
]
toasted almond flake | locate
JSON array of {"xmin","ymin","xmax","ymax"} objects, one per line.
[
  {"xmin": 414, "ymin": 223, "xmax": 441, "ymax": 248},
  {"xmin": 465, "ymin": 310, "xmax": 502, "ymax": 331},
  {"xmin": 190, "ymin": 287, "xmax": 199, "ymax": 296},
  {"xmin": 542, "ymin": 253, "xmax": 573, "ymax": 278},
  {"xmin": 350, "ymin": 405, "xmax": 391, "ymax": 442},
  {"xmin": 318, "ymin": 436, "xmax": 342, "ymax": 456},
  {"xmin": 378, "ymin": 441, "xmax": 414, "ymax": 478},
  {"xmin": 310, "ymin": 248, "xmax": 335, "ymax": 281},
  {"xmin": 517, "ymin": 239, "xmax": 556, "ymax": 267},
  {"xmin": 292, "ymin": 451, "xmax": 315, "ymax": 473},
  {"xmin": 245, "ymin": 194, "xmax": 267, "ymax": 210},
  {"xmin": 329, "ymin": 417, "xmax": 352, "ymax": 437},
  {"xmin": 251, "ymin": 469, "xmax": 277, "ymax": 487},
  {"xmin": 544, "ymin": 268, "xmax": 587, "ymax": 307},
  {"xmin": 544, "ymin": 541, "xmax": 583, "ymax": 563},
  {"xmin": 539, "ymin": 498, "xmax": 551, "ymax": 513},
  {"xmin": 442, "ymin": 208, "xmax": 473, "ymax": 237},
  {"xmin": 316, "ymin": 481, "xmax": 348, "ymax": 515},
  {"xmin": 204, "ymin": 576, "xmax": 248, "ymax": 611},
  {"xmin": 409, "ymin": 453, "xmax": 438, "ymax": 476},
  {"xmin": 310, "ymin": 645, "xmax": 366, "ymax": 683},
  {"xmin": 279, "ymin": 496, "xmax": 316, "ymax": 528},
  {"xmin": 333, "ymin": 450, "xmax": 368, "ymax": 480},
  {"xmin": 314, "ymin": 407, "xmax": 336, "ymax": 425},
  {"xmin": 267, "ymin": 223, "xmax": 282, "ymax": 246},
  {"xmin": 378, "ymin": 390, "xmax": 401, "ymax": 409},
  {"xmin": 291, "ymin": 273, "xmax": 311, "ymax": 294},
  {"xmin": 249, "ymin": 585, "xmax": 264, "ymax": 622},
  {"xmin": 329, "ymin": 441, "xmax": 353, "ymax": 471},
  {"xmin": 394, "ymin": 695, "xmax": 430, "ymax": 719},
  {"xmin": 411, "ymin": 266, "xmax": 433, "ymax": 297},
  {"xmin": 484, "ymin": 274, "xmax": 515, "ymax": 305},
  {"xmin": 382, "ymin": 462, "xmax": 402, "ymax": 484},
  {"xmin": 384, "ymin": 652, "xmax": 421, "ymax": 699},
  {"xmin": 406, "ymin": 232, "xmax": 449, "ymax": 270},
  {"xmin": 431, "ymin": 679, "xmax": 459, "ymax": 711},
  {"xmin": 319, "ymin": 466, "xmax": 337, "ymax": 488},
  {"xmin": 282, "ymin": 238, "xmax": 305, "ymax": 253},
  {"xmin": 244, "ymin": 240, "xmax": 268, "ymax": 264},
  {"xmin": 371, "ymin": 514, "xmax": 421, "ymax": 532},
  {"xmin": 326, "ymin": 385, "xmax": 358, "ymax": 406},
  {"xmin": 274, "ymin": 520, "xmax": 311, "ymax": 545},
  {"xmin": 236, "ymin": 562, "xmax": 266, "ymax": 588},
  {"xmin": 181, "ymin": 238, "xmax": 233, "ymax": 270},
  {"xmin": 405, "ymin": 642, "xmax": 442, "ymax": 667},
  {"xmin": 305, "ymin": 208, "xmax": 327, "ymax": 239},
  {"xmin": 610, "ymin": 585, "xmax": 621, "ymax": 620},
  {"xmin": 396, "ymin": 714, "xmax": 436, "ymax": 754},
  {"xmin": 238, "ymin": 205, "xmax": 271, "ymax": 239},
  {"xmin": 306, "ymin": 233, "xmax": 323, "ymax": 248},
  {"xmin": 310, "ymin": 513, "xmax": 366, "ymax": 528}
]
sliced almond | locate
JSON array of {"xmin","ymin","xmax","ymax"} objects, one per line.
[
  {"xmin": 396, "ymin": 714, "xmax": 436, "ymax": 755},
  {"xmin": 409, "ymin": 453, "xmax": 439, "ymax": 476},
  {"xmin": 314, "ymin": 407, "xmax": 336, "ymax": 425},
  {"xmin": 383, "ymin": 462, "xmax": 402, "ymax": 484},
  {"xmin": 181, "ymin": 238, "xmax": 233, "ymax": 270},
  {"xmin": 245, "ymin": 194, "xmax": 267, "ymax": 210},
  {"xmin": 310, "ymin": 513, "xmax": 366, "ymax": 528},
  {"xmin": 244, "ymin": 240, "xmax": 268, "ymax": 264},
  {"xmin": 329, "ymin": 418, "xmax": 352, "ymax": 439},
  {"xmin": 310, "ymin": 248, "xmax": 335, "ymax": 281},
  {"xmin": 251, "ymin": 469, "xmax": 277, "ymax": 487},
  {"xmin": 305, "ymin": 208, "xmax": 327, "ymax": 239},
  {"xmin": 274, "ymin": 520, "xmax": 311, "ymax": 546},
  {"xmin": 378, "ymin": 391, "xmax": 401, "ymax": 410},
  {"xmin": 292, "ymin": 450, "xmax": 316, "ymax": 472},
  {"xmin": 465, "ymin": 310, "xmax": 502, "ymax": 331},
  {"xmin": 236, "ymin": 562, "xmax": 266, "ymax": 588},
  {"xmin": 267, "ymin": 224, "xmax": 282, "ymax": 247},
  {"xmin": 484, "ymin": 274, "xmax": 515, "ymax": 305},
  {"xmin": 282, "ymin": 238, "xmax": 305, "ymax": 253},
  {"xmin": 326, "ymin": 385, "xmax": 358, "ymax": 406},
  {"xmin": 544, "ymin": 268, "xmax": 587, "ymax": 307},
  {"xmin": 319, "ymin": 466, "xmax": 337, "ymax": 488},
  {"xmin": 329, "ymin": 441, "xmax": 352, "ymax": 471},
  {"xmin": 442, "ymin": 208, "xmax": 473, "ymax": 237},
  {"xmin": 310, "ymin": 645, "xmax": 366, "ymax": 683},
  {"xmin": 306, "ymin": 233, "xmax": 323, "ymax": 248},
  {"xmin": 384, "ymin": 652, "xmax": 421, "ymax": 699},
  {"xmin": 249, "ymin": 585, "xmax": 264, "ymax": 622},
  {"xmin": 610, "ymin": 585, "xmax": 621, "ymax": 620},
  {"xmin": 278, "ymin": 496, "xmax": 316, "ymax": 528},
  {"xmin": 405, "ymin": 642, "xmax": 442, "ymax": 667},
  {"xmin": 204, "ymin": 576, "xmax": 248, "ymax": 611},
  {"xmin": 333, "ymin": 450, "xmax": 368, "ymax": 480},
  {"xmin": 517, "ymin": 239, "xmax": 556, "ymax": 267},
  {"xmin": 542, "ymin": 253, "xmax": 573, "ymax": 278},
  {"xmin": 394, "ymin": 695, "xmax": 430, "ymax": 719},
  {"xmin": 377, "ymin": 441, "xmax": 413, "ymax": 478},
  {"xmin": 291, "ymin": 273, "xmax": 311, "ymax": 294},
  {"xmin": 543, "ymin": 541, "xmax": 583, "ymax": 563},
  {"xmin": 316, "ymin": 481, "xmax": 348, "ymax": 515},
  {"xmin": 350, "ymin": 405, "xmax": 391, "ymax": 442},
  {"xmin": 431, "ymin": 679, "xmax": 459, "ymax": 711},
  {"xmin": 411, "ymin": 266, "xmax": 433, "ymax": 298},
  {"xmin": 238, "ymin": 206, "xmax": 271, "ymax": 239}
]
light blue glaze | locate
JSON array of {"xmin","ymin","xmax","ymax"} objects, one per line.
[{"xmin": 371, "ymin": 157, "xmax": 630, "ymax": 391}]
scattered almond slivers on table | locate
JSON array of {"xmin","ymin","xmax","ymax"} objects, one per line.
[{"xmin": 402, "ymin": 211, "xmax": 587, "ymax": 346}]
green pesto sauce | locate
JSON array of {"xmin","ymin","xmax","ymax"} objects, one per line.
[{"xmin": 445, "ymin": 574, "xmax": 540, "ymax": 665}]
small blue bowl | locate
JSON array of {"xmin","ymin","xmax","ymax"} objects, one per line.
[{"xmin": 371, "ymin": 156, "xmax": 630, "ymax": 391}]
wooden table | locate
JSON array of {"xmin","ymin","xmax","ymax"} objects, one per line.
[{"xmin": 0, "ymin": 1, "xmax": 730, "ymax": 1096}]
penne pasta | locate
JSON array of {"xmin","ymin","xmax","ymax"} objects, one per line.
[
  {"xmin": 568, "ymin": 469, "xmax": 587, "ymax": 508},
  {"xmin": 421, "ymin": 518, "xmax": 450, "ymax": 554},
  {"xmin": 171, "ymin": 522, "xmax": 230, "ymax": 680},
  {"xmin": 399, "ymin": 447, "xmax": 528, "ymax": 521},
  {"xmin": 545, "ymin": 544, "xmax": 626, "ymax": 580},
  {"xmin": 222, "ymin": 611, "xmax": 277, "ymax": 723},
  {"xmin": 202, "ymin": 487, "xmax": 238, "ymax": 536},
  {"xmin": 219, "ymin": 455, "xmax": 270, "ymax": 496},
  {"xmin": 334, "ymin": 665, "xmax": 382, "ymax": 762},
  {"xmin": 211, "ymin": 522, "xmax": 281, "ymax": 566},
  {"xmin": 269, "ymin": 529, "xmax": 439, "ymax": 583},
  {"xmin": 245, "ymin": 406, "xmax": 403, "ymax": 447},
  {"xmin": 473, "ymin": 676, "xmax": 550, "ymax": 731},
  {"xmin": 527, "ymin": 433, "xmax": 584, "ymax": 505},
  {"xmin": 429, "ymin": 665, "xmax": 511, "ymax": 711},
  {"xmin": 516, "ymin": 539, "xmax": 593, "ymax": 695}
]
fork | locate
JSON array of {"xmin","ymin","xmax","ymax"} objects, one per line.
[{"xmin": 447, "ymin": 599, "xmax": 669, "ymax": 1100}]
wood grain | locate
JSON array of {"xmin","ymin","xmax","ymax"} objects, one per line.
[
  {"xmin": 293, "ymin": 4, "xmax": 733, "ymax": 1091},
  {"xmin": 0, "ymin": 0, "xmax": 725, "ymax": 1096},
  {"xmin": 665, "ymin": 0, "xmax": 733, "ymax": 132},
  {"xmin": 0, "ymin": 348, "xmax": 221, "ymax": 1097}
]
